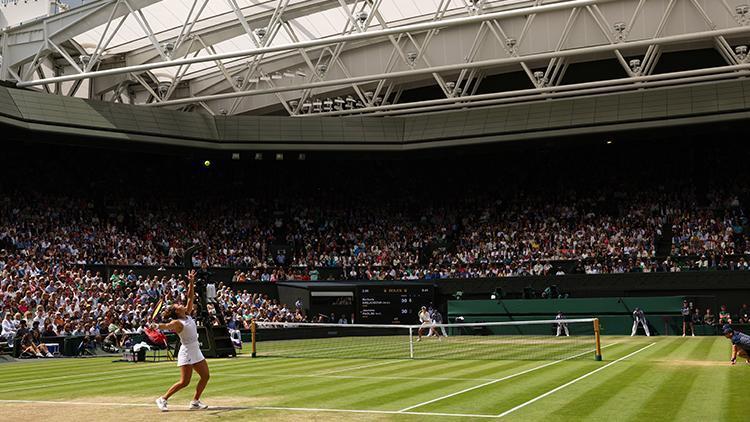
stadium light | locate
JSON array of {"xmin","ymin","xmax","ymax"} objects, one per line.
[
  {"xmin": 275, "ymin": 153, "xmax": 284, "ymax": 161},
  {"xmin": 357, "ymin": 11, "xmax": 369, "ymax": 23},
  {"xmin": 323, "ymin": 98, "xmax": 333, "ymax": 111},
  {"xmin": 157, "ymin": 82, "xmax": 170, "ymax": 97},
  {"xmin": 533, "ymin": 71, "xmax": 547, "ymax": 86},
  {"xmin": 629, "ymin": 59, "xmax": 642, "ymax": 73},
  {"xmin": 163, "ymin": 42, "xmax": 175, "ymax": 56},
  {"xmin": 736, "ymin": 45, "xmax": 748, "ymax": 61},
  {"xmin": 254, "ymin": 153, "xmax": 263, "ymax": 160}
]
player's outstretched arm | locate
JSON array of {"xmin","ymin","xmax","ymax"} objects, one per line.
[
  {"xmin": 186, "ymin": 269, "xmax": 196, "ymax": 314},
  {"xmin": 730, "ymin": 344, "xmax": 738, "ymax": 365},
  {"xmin": 153, "ymin": 320, "xmax": 183, "ymax": 333}
]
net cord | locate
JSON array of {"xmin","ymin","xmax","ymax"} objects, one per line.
[{"xmin": 254, "ymin": 318, "xmax": 597, "ymax": 330}]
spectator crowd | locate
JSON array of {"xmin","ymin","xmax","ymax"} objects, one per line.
[
  {"xmin": 0, "ymin": 187, "xmax": 746, "ymax": 282},
  {"xmin": 0, "ymin": 255, "xmax": 301, "ymax": 352}
]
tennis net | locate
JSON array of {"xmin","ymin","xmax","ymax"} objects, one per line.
[{"xmin": 252, "ymin": 318, "xmax": 602, "ymax": 361}]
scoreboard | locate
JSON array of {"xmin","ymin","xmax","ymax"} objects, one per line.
[{"xmin": 357, "ymin": 285, "xmax": 435, "ymax": 324}]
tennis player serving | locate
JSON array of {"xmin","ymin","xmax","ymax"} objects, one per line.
[{"xmin": 154, "ymin": 269, "xmax": 210, "ymax": 412}]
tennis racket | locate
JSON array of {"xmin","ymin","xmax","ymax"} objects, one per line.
[{"xmin": 151, "ymin": 298, "xmax": 164, "ymax": 321}]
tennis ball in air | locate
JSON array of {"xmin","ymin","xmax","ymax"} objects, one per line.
[{"xmin": 203, "ymin": 160, "xmax": 211, "ymax": 167}]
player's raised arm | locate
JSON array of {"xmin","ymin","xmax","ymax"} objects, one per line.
[
  {"xmin": 153, "ymin": 319, "xmax": 184, "ymax": 334},
  {"xmin": 186, "ymin": 269, "xmax": 197, "ymax": 314}
]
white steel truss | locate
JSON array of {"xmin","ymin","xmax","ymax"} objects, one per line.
[{"xmin": 1, "ymin": 0, "xmax": 749, "ymax": 117}]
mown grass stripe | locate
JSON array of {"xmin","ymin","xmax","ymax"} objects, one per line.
[
  {"xmin": 417, "ymin": 345, "xmax": 625, "ymax": 414},
  {"xmin": 497, "ymin": 343, "xmax": 656, "ymax": 418}
]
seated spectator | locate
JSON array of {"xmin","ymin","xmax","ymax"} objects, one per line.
[
  {"xmin": 1, "ymin": 313, "xmax": 15, "ymax": 346},
  {"xmin": 20, "ymin": 330, "xmax": 52, "ymax": 358},
  {"xmin": 719, "ymin": 305, "xmax": 732, "ymax": 325},
  {"xmin": 30, "ymin": 330, "xmax": 53, "ymax": 357},
  {"xmin": 41, "ymin": 322, "xmax": 57, "ymax": 337},
  {"xmin": 692, "ymin": 308, "xmax": 702, "ymax": 325},
  {"xmin": 704, "ymin": 308, "xmax": 716, "ymax": 326}
]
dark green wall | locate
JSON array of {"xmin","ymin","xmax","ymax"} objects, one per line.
[{"xmin": 447, "ymin": 296, "xmax": 701, "ymax": 336}]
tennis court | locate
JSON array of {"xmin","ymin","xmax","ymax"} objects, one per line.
[{"xmin": 0, "ymin": 336, "xmax": 743, "ymax": 421}]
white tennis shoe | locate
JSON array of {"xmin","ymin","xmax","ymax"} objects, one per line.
[
  {"xmin": 190, "ymin": 400, "xmax": 208, "ymax": 410},
  {"xmin": 155, "ymin": 397, "xmax": 168, "ymax": 412}
]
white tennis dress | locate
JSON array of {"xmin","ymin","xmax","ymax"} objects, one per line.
[
  {"xmin": 419, "ymin": 311, "xmax": 432, "ymax": 326},
  {"xmin": 176, "ymin": 316, "xmax": 205, "ymax": 366}
]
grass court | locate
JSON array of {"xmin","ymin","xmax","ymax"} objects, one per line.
[{"xmin": 0, "ymin": 336, "xmax": 744, "ymax": 421}]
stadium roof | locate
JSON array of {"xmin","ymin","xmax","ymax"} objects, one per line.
[
  {"xmin": 1, "ymin": 0, "xmax": 750, "ymax": 117},
  {"xmin": 70, "ymin": 0, "xmax": 464, "ymax": 81}
]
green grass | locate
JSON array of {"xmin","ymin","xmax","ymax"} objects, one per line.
[{"xmin": 0, "ymin": 336, "xmax": 745, "ymax": 421}]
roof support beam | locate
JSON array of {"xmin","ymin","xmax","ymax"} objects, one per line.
[
  {"xmin": 142, "ymin": 25, "xmax": 750, "ymax": 108},
  {"xmin": 15, "ymin": 0, "xmax": 611, "ymax": 87}
]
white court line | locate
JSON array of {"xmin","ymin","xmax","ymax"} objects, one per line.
[
  {"xmin": 496, "ymin": 342, "xmax": 656, "ymax": 418},
  {"xmin": 314, "ymin": 359, "xmax": 406, "ymax": 375},
  {"xmin": 0, "ymin": 399, "xmax": 154, "ymax": 408},
  {"xmin": 0, "ymin": 399, "xmax": 499, "ymax": 419},
  {"xmin": 398, "ymin": 343, "xmax": 618, "ymax": 413}
]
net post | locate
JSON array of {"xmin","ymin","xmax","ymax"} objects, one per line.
[
  {"xmin": 251, "ymin": 320, "xmax": 257, "ymax": 358},
  {"xmin": 593, "ymin": 318, "xmax": 602, "ymax": 361},
  {"xmin": 409, "ymin": 327, "xmax": 414, "ymax": 359}
]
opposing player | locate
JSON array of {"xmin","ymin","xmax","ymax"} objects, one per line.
[
  {"xmin": 555, "ymin": 311, "xmax": 569, "ymax": 337},
  {"xmin": 631, "ymin": 307, "xmax": 651, "ymax": 336},
  {"xmin": 417, "ymin": 306, "xmax": 432, "ymax": 341},
  {"xmin": 723, "ymin": 324, "xmax": 750, "ymax": 365},
  {"xmin": 154, "ymin": 270, "xmax": 210, "ymax": 412}
]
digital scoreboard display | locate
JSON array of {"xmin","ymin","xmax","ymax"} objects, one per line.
[{"xmin": 358, "ymin": 285, "xmax": 435, "ymax": 324}]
